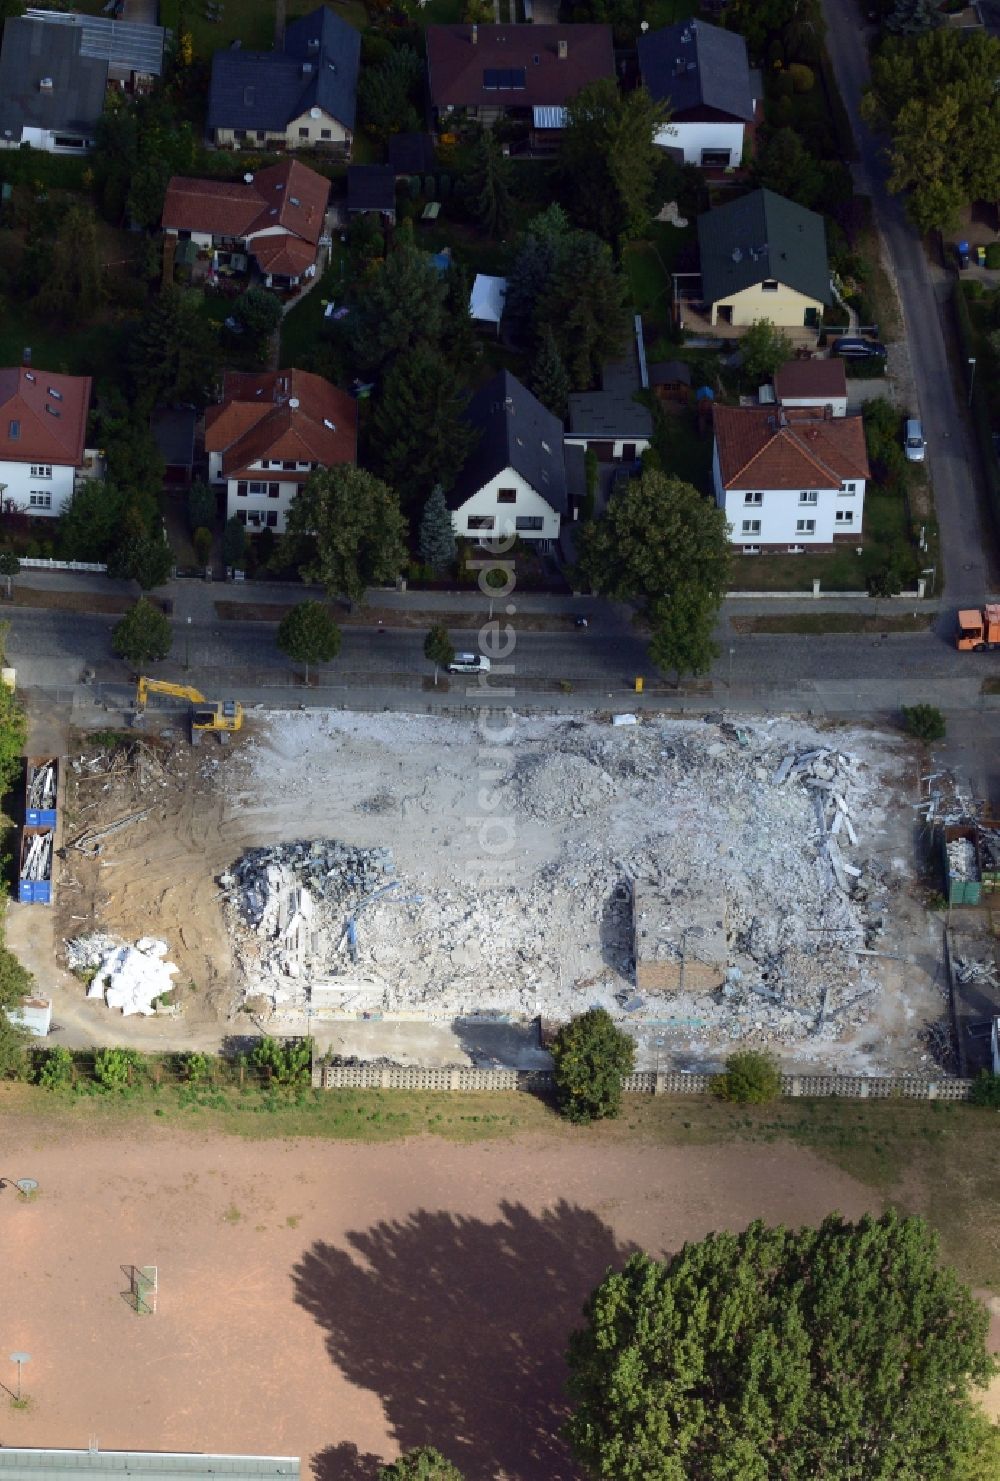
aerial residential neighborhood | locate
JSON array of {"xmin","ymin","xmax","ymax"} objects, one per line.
[{"xmin": 0, "ymin": 1, "xmax": 998, "ymax": 1479}]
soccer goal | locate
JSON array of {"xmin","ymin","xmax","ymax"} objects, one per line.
[{"xmin": 125, "ymin": 1265, "xmax": 158, "ymax": 1316}]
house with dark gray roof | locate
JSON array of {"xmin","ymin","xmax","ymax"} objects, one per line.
[
  {"xmin": 638, "ymin": 17, "xmax": 760, "ymax": 169},
  {"xmin": 448, "ymin": 370, "xmax": 566, "ymax": 547},
  {"xmin": 207, "ymin": 5, "xmax": 359, "ymax": 156},
  {"xmin": 0, "ymin": 15, "xmax": 109, "ymax": 153},
  {"xmin": 347, "ymin": 165, "xmax": 395, "ymax": 221},
  {"xmin": 565, "ymin": 322, "xmax": 653, "ymax": 463},
  {"xmin": 696, "ymin": 188, "xmax": 831, "ymax": 332}
]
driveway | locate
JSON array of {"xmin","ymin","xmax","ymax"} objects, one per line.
[{"xmin": 821, "ymin": 0, "xmax": 995, "ymax": 608}]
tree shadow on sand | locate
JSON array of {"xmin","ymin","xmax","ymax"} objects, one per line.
[{"xmin": 293, "ymin": 1199, "xmax": 638, "ymax": 1481}]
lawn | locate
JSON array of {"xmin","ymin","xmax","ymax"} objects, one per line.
[
  {"xmin": 625, "ymin": 221, "xmax": 694, "ymax": 335},
  {"xmin": 728, "ymin": 488, "xmax": 912, "ymax": 592},
  {"xmin": 732, "ymin": 612, "xmax": 933, "ymax": 635},
  {"xmin": 279, "ymin": 241, "xmax": 350, "ymax": 367},
  {"xmin": 158, "ymin": 0, "xmax": 366, "ymax": 61},
  {"xmin": 0, "ymin": 304, "xmax": 128, "ymax": 381},
  {"xmin": 657, "ymin": 405, "xmax": 715, "ymax": 495}
]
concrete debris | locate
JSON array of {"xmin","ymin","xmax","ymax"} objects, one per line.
[
  {"xmin": 946, "ymin": 836, "xmax": 977, "ymax": 882},
  {"xmin": 221, "ymin": 712, "xmax": 903, "ymax": 1050},
  {"xmin": 77, "ymin": 935, "xmax": 179, "ymax": 1016},
  {"xmin": 952, "ymin": 955, "xmax": 1000, "ymax": 988}
]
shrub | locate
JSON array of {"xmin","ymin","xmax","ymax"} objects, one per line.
[
  {"xmin": 969, "ymin": 1071, "xmax": 1000, "ymax": 1107},
  {"xmin": 33, "ymin": 1045, "xmax": 73, "ymax": 1089},
  {"xmin": 93, "ymin": 1047, "xmax": 142, "ymax": 1092},
  {"xmin": 712, "ymin": 1050, "xmax": 782, "ymax": 1104},
  {"xmin": 550, "ymin": 1008, "xmax": 636, "ymax": 1124},
  {"xmin": 192, "ymin": 526, "xmax": 212, "ymax": 566},
  {"xmin": 901, "ymin": 703, "xmax": 946, "ymax": 742},
  {"xmin": 985, "ymin": 243, "xmax": 1000, "ymax": 270},
  {"xmin": 788, "ymin": 63, "xmax": 815, "ymax": 93},
  {"xmin": 250, "ymin": 1035, "xmax": 313, "ymax": 1088}
]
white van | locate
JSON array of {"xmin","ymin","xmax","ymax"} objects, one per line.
[
  {"xmin": 447, "ymin": 652, "xmax": 491, "ymax": 674},
  {"xmin": 904, "ymin": 418, "xmax": 925, "ymax": 462}
]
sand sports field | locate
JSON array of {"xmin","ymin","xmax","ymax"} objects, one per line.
[{"xmin": 0, "ymin": 1121, "xmax": 895, "ymax": 1480}]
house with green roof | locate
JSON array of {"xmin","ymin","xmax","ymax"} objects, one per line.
[{"xmin": 695, "ymin": 188, "xmax": 831, "ymax": 333}]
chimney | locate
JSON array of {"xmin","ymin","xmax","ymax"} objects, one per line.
[
  {"xmin": 39, "ymin": 77, "xmax": 53, "ymax": 92},
  {"xmin": 557, "ymin": 38, "xmax": 568, "ymax": 59},
  {"xmin": 301, "ymin": 61, "xmax": 312, "ymax": 76},
  {"xmin": 471, "ymin": 23, "xmax": 477, "ymax": 43}
]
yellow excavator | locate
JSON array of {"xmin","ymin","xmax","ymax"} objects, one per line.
[{"xmin": 135, "ymin": 678, "xmax": 243, "ymax": 740}]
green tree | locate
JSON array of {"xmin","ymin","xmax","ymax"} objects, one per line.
[
  {"xmin": 863, "ymin": 29, "xmax": 1000, "ymax": 233},
  {"xmin": 0, "ymin": 663, "xmax": 28, "ymax": 794},
  {"xmin": 752, "ymin": 127, "xmax": 826, "ymax": 208},
  {"xmin": 566, "ymin": 1210, "xmax": 994, "ymax": 1480},
  {"xmin": 536, "ymin": 229, "xmax": 629, "ymax": 390},
  {"xmin": 441, "ymin": 259, "xmax": 481, "ymax": 373},
  {"xmin": 350, "ymin": 230, "xmax": 449, "ymax": 376},
  {"xmin": 276, "ymin": 600, "xmax": 342, "ymax": 683},
  {"xmin": 969, "ymin": 1071, "xmax": 1000, "ymax": 1108},
  {"xmin": 33, "ymin": 1045, "xmax": 73, "ymax": 1090},
  {"xmin": 885, "ymin": 0, "xmax": 942, "ymax": 36},
  {"xmin": 901, "ymin": 702, "xmax": 946, "ymax": 742},
  {"xmin": 368, "ymin": 343, "xmax": 477, "ymax": 515},
  {"xmin": 192, "ymin": 527, "xmax": 213, "ymax": 567},
  {"xmin": 504, "ymin": 205, "xmax": 570, "ymax": 344},
  {"xmin": 528, "ymin": 324, "xmax": 571, "ymax": 418},
  {"xmin": 561, "ymin": 80, "xmax": 667, "ymax": 244},
  {"xmin": 93, "ymin": 92, "xmax": 197, "ymax": 226},
  {"xmin": 111, "ymin": 598, "xmax": 173, "ymax": 666},
  {"xmin": 647, "ymin": 584, "xmax": 720, "ymax": 684},
  {"xmin": 223, "ymin": 515, "xmax": 246, "ymax": 571},
  {"xmin": 578, "ymin": 468, "xmax": 730, "ymax": 616},
  {"xmin": 33, "ymin": 204, "xmax": 102, "ymax": 325},
  {"xmin": 228, "ymin": 287, "xmax": 283, "ymax": 358},
  {"xmin": 418, "ymin": 485, "xmax": 457, "ymax": 572},
  {"xmin": 0, "ymin": 549, "xmax": 19, "ymax": 600},
  {"xmin": 358, "ymin": 44, "xmax": 422, "ymax": 137},
  {"xmin": 187, "ymin": 480, "xmax": 217, "ymax": 535},
  {"xmin": 423, "ymin": 624, "xmax": 454, "ymax": 684},
  {"xmin": 550, "ymin": 1008, "xmax": 635, "ymax": 1125},
  {"xmin": 284, "ymin": 466, "xmax": 407, "ymax": 605},
  {"xmin": 740, "ymin": 318, "xmax": 794, "ymax": 383},
  {"xmin": 60, "ymin": 482, "xmax": 129, "ymax": 564},
  {"xmin": 712, "ymin": 1048, "xmax": 782, "ymax": 1103},
  {"xmin": 463, "ymin": 128, "xmax": 514, "ymax": 238},
  {"xmin": 378, "ymin": 1448, "xmax": 464, "ymax": 1481},
  {"xmin": 93, "ymin": 1047, "xmax": 142, "ymax": 1092},
  {"xmin": 129, "ymin": 287, "xmax": 219, "ymax": 412},
  {"xmin": 250, "ymin": 1035, "xmax": 313, "ymax": 1087},
  {"xmin": 109, "ymin": 533, "xmax": 173, "ymax": 591}
]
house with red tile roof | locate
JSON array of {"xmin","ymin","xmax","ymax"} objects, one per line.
[
  {"xmin": 425, "ymin": 23, "xmax": 614, "ymax": 132},
  {"xmin": 0, "ymin": 367, "xmax": 97, "ymax": 518},
  {"xmin": 712, "ymin": 403, "xmax": 869, "ymax": 550},
  {"xmin": 161, "ymin": 158, "xmax": 330, "ymax": 289},
  {"xmin": 205, "ymin": 368, "xmax": 356, "ymax": 534}
]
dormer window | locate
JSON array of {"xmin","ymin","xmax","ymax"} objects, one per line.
[
  {"xmin": 47, "ymin": 387, "xmax": 63, "ymax": 400},
  {"xmin": 761, "ymin": 279, "xmax": 779, "ymax": 292}
]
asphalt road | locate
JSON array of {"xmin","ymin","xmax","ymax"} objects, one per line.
[{"xmin": 820, "ymin": 0, "xmax": 994, "ymax": 605}]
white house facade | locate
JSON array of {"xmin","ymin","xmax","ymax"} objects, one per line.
[
  {"xmin": 713, "ymin": 405, "xmax": 869, "ymax": 551},
  {"xmin": 639, "ymin": 18, "xmax": 758, "ymax": 171},
  {"xmin": 451, "ymin": 467, "xmax": 561, "ymax": 544},
  {"xmin": 448, "ymin": 371, "xmax": 567, "ymax": 549},
  {"xmin": 205, "ymin": 368, "xmax": 356, "ymax": 541},
  {"xmin": 653, "ymin": 119, "xmax": 746, "ymax": 169},
  {"xmin": 0, "ymin": 368, "xmax": 95, "ymax": 519}
]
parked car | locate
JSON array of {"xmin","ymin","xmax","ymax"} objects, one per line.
[
  {"xmin": 904, "ymin": 418, "xmax": 925, "ymax": 462},
  {"xmin": 447, "ymin": 653, "xmax": 491, "ymax": 674},
  {"xmin": 831, "ymin": 337, "xmax": 887, "ymax": 359}
]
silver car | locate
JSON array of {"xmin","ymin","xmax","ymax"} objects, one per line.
[{"xmin": 904, "ymin": 418, "xmax": 925, "ymax": 462}]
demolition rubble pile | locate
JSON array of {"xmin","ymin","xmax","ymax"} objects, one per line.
[
  {"xmin": 946, "ymin": 835, "xmax": 978, "ymax": 882},
  {"xmin": 67, "ymin": 933, "xmax": 179, "ymax": 1016},
  {"xmin": 222, "ymin": 712, "xmax": 906, "ymax": 1047}
]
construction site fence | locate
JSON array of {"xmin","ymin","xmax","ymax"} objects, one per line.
[{"xmin": 311, "ymin": 1063, "xmax": 975, "ymax": 1100}]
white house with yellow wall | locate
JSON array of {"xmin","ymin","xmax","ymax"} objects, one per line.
[{"xmin": 696, "ymin": 188, "xmax": 831, "ymax": 332}]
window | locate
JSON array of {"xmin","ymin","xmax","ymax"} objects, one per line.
[
  {"xmin": 496, "ymin": 488, "xmax": 516, "ymax": 504},
  {"xmin": 798, "ymin": 491, "xmax": 817, "ymax": 505},
  {"xmin": 840, "ymin": 482, "xmax": 855, "ymax": 496},
  {"xmin": 267, "ymin": 483, "xmax": 279, "ymax": 499},
  {"xmin": 835, "ymin": 510, "xmax": 853, "ymax": 525},
  {"xmin": 30, "ymin": 464, "xmax": 51, "ymax": 478},
  {"xmin": 248, "ymin": 481, "xmax": 266, "ymax": 495},
  {"xmin": 320, "ymin": 129, "xmax": 331, "ymax": 140},
  {"xmin": 743, "ymin": 491, "xmax": 762, "ymax": 505},
  {"xmin": 516, "ymin": 516, "xmax": 544, "ymax": 532},
  {"xmin": 237, "ymin": 482, "xmax": 248, "ymax": 498},
  {"xmin": 741, "ymin": 519, "xmax": 761, "ymax": 535},
  {"xmin": 701, "ymin": 148, "xmax": 731, "ymax": 168},
  {"xmin": 283, "ymin": 460, "xmax": 296, "ymax": 471},
  {"xmin": 298, "ymin": 127, "xmax": 309, "ymax": 139},
  {"xmin": 7, "ymin": 420, "xmax": 18, "ymax": 440},
  {"xmin": 467, "ymin": 515, "xmax": 495, "ymax": 531},
  {"xmin": 761, "ymin": 279, "xmax": 779, "ymax": 293},
  {"xmin": 265, "ymin": 511, "xmax": 278, "ymax": 529},
  {"xmin": 234, "ymin": 129, "xmax": 246, "ymax": 142},
  {"xmin": 29, "ymin": 492, "xmax": 51, "ymax": 509},
  {"xmin": 236, "ymin": 510, "xmax": 248, "ymax": 525},
  {"xmin": 796, "ymin": 518, "xmax": 816, "ymax": 534}
]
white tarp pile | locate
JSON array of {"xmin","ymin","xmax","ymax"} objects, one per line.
[{"xmin": 85, "ymin": 937, "xmax": 178, "ymax": 1016}]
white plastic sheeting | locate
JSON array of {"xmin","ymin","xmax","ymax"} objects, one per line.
[
  {"xmin": 469, "ymin": 274, "xmax": 507, "ymax": 326},
  {"xmin": 86, "ymin": 937, "xmax": 178, "ymax": 1016}
]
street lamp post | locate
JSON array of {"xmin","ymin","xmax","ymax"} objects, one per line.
[
  {"xmin": 184, "ymin": 616, "xmax": 191, "ymax": 671},
  {"xmin": 968, "ymin": 357, "xmax": 977, "ymax": 409},
  {"xmin": 728, "ymin": 646, "xmax": 735, "ymax": 689},
  {"xmin": 9, "ymin": 1353, "xmax": 30, "ymax": 1403}
]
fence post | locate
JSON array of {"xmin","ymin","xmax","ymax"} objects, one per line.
[{"xmin": 654, "ymin": 1070, "xmax": 667, "ymax": 1096}]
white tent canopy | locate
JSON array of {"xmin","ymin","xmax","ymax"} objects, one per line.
[{"xmin": 469, "ymin": 274, "xmax": 507, "ymax": 330}]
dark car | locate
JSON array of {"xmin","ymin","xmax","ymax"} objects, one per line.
[{"xmin": 831, "ymin": 337, "xmax": 887, "ymax": 359}]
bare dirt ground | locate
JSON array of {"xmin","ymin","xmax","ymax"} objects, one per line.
[
  {"xmin": 17, "ymin": 705, "xmax": 950, "ymax": 1070},
  {"xmin": 0, "ymin": 1122, "xmax": 895, "ymax": 1480}
]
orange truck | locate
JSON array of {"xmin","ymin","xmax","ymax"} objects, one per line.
[{"xmin": 957, "ymin": 605, "xmax": 1000, "ymax": 650}]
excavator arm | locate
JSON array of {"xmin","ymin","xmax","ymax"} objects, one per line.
[{"xmin": 136, "ymin": 677, "xmax": 207, "ymax": 711}]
